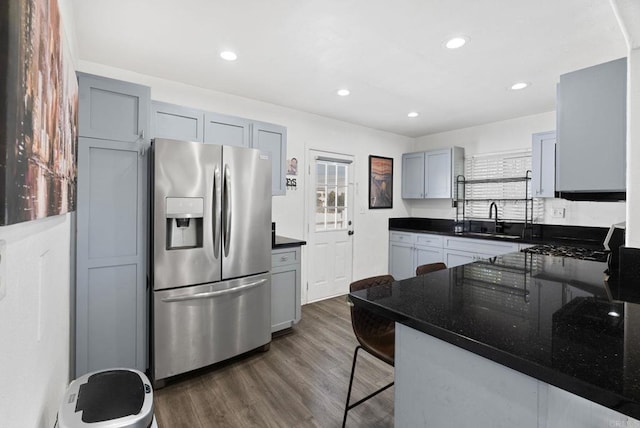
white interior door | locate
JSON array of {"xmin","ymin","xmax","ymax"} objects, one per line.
[{"xmin": 306, "ymin": 151, "xmax": 354, "ymax": 303}]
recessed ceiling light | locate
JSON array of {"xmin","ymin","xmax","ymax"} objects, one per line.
[
  {"xmin": 608, "ymin": 311, "xmax": 621, "ymax": 317},
  {"xmin": 337, "ymin": 89, "xmax": 350, "ymax": 96},
  {"xmin": 445, "ymin": 37, "xmax": 467, "ymax": 49},
  {"xmin": 220, "ymin": 51, "xmax": 238, "ymax": 61},
  {"xmin": 510, "ymin": 82, "xmax": 529, "ymax": 90},
  {"xmin": 408, "ymin": 112, "xmax": 419, "ymax": 118}
]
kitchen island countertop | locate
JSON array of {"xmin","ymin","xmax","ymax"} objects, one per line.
[{"xmin": 350, "ymin": 252, "xmax": 640, "ymax": 421}]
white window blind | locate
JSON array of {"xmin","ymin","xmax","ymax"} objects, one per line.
[{"xmin": 461, "ymin": 150, "xmax": 544, "ymax": 223}]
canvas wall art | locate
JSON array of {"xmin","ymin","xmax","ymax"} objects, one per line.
[
  {"xmin": 0, "ymin": 0, "xmax": 78, "ymax": 226},
  {"xmin": 369, "ymin": 155, "xmax": 393, "ymax": 209}
]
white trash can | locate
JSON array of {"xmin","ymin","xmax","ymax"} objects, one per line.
[{"xmin": 58, "ymin": 369, "xmax": 157, "ymax": 428}]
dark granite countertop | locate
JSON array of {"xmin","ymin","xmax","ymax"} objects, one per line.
[
  {"xmin": 350, "ymin": 252, "xmax": 640, "ymax": 420},
  {"xmin": 273, "ymin": 235, "xmax": 306, "ymax": 249},
  {"xmin": 389, "ymin": 217, "xmax": 609, "ymax": 248}
]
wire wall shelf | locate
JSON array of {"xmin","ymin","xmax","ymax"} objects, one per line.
[{"xmin": 455, "ymin": 170, "xmax": 534, "ymax": 239}]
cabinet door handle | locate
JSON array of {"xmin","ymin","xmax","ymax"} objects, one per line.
[{"xmin": 138, "ymin": 141, "xmax": 150, "ymax": 157}]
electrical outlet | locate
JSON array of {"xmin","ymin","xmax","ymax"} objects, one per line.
[
  {"xmin": 0, "ymin": 240, "xmax": 6, "ymax": 301},
  {"xmin": 552, "ymin": 208, "xmax": 565, "ymax": 218}
]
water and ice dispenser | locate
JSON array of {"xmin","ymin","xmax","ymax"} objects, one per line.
[{"xmin": 165, "ymin": 197, "xmax": 204, "ymax": 249}]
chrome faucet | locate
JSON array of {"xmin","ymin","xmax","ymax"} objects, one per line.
[{"xmin": 489, "ymin": 202, "xmax": 500, "ymax": 233}]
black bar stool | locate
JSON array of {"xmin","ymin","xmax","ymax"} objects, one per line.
[
  {"xmin": 416, "ymin": 262, "xmax": 447, "ymax": 276},
  {"xmin": 343, "ymin": 274, "xmax": 395, "ymax": 428}
]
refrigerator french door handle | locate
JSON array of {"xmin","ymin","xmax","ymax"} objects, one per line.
[
  {"xmin": 160, "ymin": 279, "xmax": 267, "ymax": 302},
  {"xmin": 223, "ymin": 164, "xmax": 232, "ymax": 257},
  {"xmin": 213, "ymin": 166, "xmax": 221, "ymax": 259}
]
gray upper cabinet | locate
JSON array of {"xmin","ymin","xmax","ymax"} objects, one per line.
[
  {"xmin": 402, "ymin": 152, "xmax": 425, "ymax": 198},
  {"xmin": 425, "ymin": 149, "xmax": 453, "ymax": 199},
  {"xmin": 532, "ymin": 131, "xmax": 556, "ymax": 198},
  {"xmin": 151, "ymin": 101, "xmax": 204, "ymax": 142},
  {"xmin": 402, "ymin": 147, "xmax": 464, "ymax": 199},
  {"xmin": 76, "ymin": 73, "xmax": 150, "ymax": 377},
  {"xmin": 204, "ymin": 112, "xmax": 251, "ymax": 147},
  {"xmin": 151, "ymin": 101, "xmax": 287, "ymax": 195},
  {"xmin": 77, "ymin": 72, "xmax": 149, "ymax": 143},
  {"xmin": 556, "ymin": 57, "xmax": 626, "ymax": 193},
  {"xmin": 252, "ymin": 121, "xmax": 287, "ymax": 196}
]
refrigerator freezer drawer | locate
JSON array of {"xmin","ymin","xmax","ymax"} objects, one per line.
[{"xmin": 152, "ymin": 273, "xmax": 271, "ymax": 382}]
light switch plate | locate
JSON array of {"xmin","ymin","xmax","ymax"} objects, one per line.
[{"xmin": 0, "ymin": 240, "xmax": 6, "ymax": 301}]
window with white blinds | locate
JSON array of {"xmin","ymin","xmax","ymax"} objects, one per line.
[{"xmin": 462, "ymin": 150, "xmax": 544, "ymax": 223}]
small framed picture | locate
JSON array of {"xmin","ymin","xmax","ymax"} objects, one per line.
[{"xmin": 368, "ymin": 155, "xmax": 393, "ymax": 209}]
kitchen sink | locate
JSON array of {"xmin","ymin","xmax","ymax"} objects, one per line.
[{"xmin": 463, "ymin": 232, "xmax": 521, "ymax": 240}]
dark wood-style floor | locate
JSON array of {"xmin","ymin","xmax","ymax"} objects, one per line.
[{"xmin": 154, "ymin": 296, "xmax": 394, "ymax": 427}]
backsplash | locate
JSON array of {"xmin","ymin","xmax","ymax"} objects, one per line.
[{"xmin": 408, "ymin": 198, "xmax": 625, "ymax": 228}]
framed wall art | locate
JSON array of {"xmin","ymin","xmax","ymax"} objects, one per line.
[
  {"xmin": 0, "ymin": 0, "xmax": 78, "ymax": 226},
  {"xmin": 368, "ymin": 155, "xmax": 393, "ymax": 209}
]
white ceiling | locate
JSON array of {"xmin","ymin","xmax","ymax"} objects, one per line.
[{"xmin": 70, "ymin": 0, "xmax": 627, "ymax": 138}]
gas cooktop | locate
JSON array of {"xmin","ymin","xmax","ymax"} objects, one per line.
[{"xmin": 523, "ymin": 244, "xmax": 609, "ymax": 262}]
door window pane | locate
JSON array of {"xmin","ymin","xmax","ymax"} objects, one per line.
[
  {"xmin": 315, "ymin": 160, "xmax": 349, "ymax": 231},
  {"xmin": 317, "ymin": 164, "xmax": 327, "ymax": 185},
  {"xmin": 337, "ymin": 164, "xmax": 347, "ymax": 186},
  {"xmin": 327, "ymin": 164, "xmax": 337, "ymax": 186}
]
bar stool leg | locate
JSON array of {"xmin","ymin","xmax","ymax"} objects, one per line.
[{"xmin": 342, "ymin": 345, "xmax": 362, "ymax": 428}]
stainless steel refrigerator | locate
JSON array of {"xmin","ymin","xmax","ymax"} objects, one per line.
[{"xmin": 151, "ymin": 138, "xmax": 272, "ymax": 385}]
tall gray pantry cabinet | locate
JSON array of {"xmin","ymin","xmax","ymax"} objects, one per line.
[{"xmin": 75, "ymin": 73, "xmax": 150, "ymax": 376}]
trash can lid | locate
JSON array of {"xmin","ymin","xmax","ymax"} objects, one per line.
[
  {"xmin": 58, "ymin": 369, "xmax": 154, "ymax": 428},
  {"xmin": 77, "ymin": 370, "xmax": 144, "ymax": 423}
]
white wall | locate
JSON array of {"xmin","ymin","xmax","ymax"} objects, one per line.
[
  {"xmin": 628, "ymin": 48, "xmax": 640, "ymax": 247},
  {"xmin": 410, "ymin": 112, "xmax": 626, "ymax": 227},
  {"xmin": 0, "ymin": 215, "xmax": 71, "ymax": 427},
  {"xmin": 76, "ymin": 61, "xmax": 413, "ymax": 288},
  {"xmin": 612, "ymin": 0, "xmax": 640, "ymax": 249},
  {"xmin": 0, "ymin": 1, "xmax": 77, "ymax": 426}
]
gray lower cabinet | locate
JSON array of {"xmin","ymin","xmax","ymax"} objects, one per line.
[
  {"xmin": 389, "ymin": 239, "xmax": 415, "ymax": 280},
  {"xmin": 389, "ymin": 231, "xmax": 444, "ymax": 280},
  {"xmin": 442, "ymin": 236, "xmax": 520, "ymax": 268},
  {"xmin": 204, "ymin": 112, "xmax": 251, "ymax": 147},
  {"xmin": 75, "ymin": 73, "xmax": 149, "ymax": 377},
  {"xmin": 390, "ymin": 231, "xmax": 524, "ymax": 274},
  {"xmin": 151, "ymin": 100, "xmax": 204, "ymax": 142},
  {"xmin": 271, "ymin": 246, "xmax": 302, "ymax": 333},
  {"xmin": 443, "ymin": 249, "xmax": 482, "ymax": 267}
]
